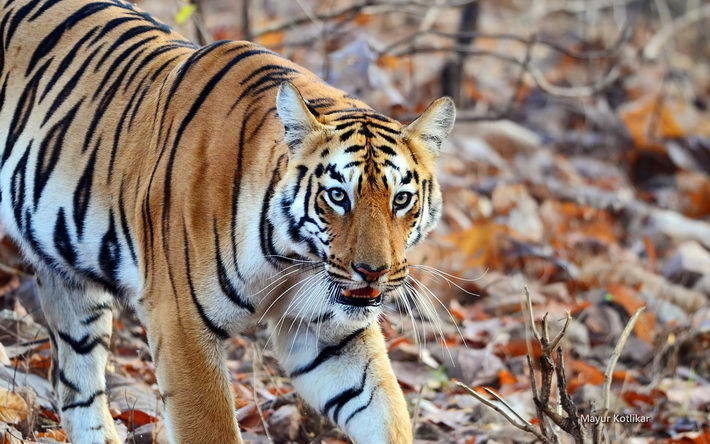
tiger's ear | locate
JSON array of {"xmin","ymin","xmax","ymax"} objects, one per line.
[
  {"xmin": 276, "ymin": 82, "xmax": 323, "ymax": 153},
  {"xmin": 404, "ymin": 97, "xmax": 456, "ymax": 155}
]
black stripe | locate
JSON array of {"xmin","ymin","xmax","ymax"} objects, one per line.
[
  {"xmin": 98, "ymin": 210, "xmax": 121, "ymax": 284},
  {"xmin": 81, "ymin": 304, "xmax": 110, "ymax": 325},
  {"xmin": 59, "ymin": 370, "xmax": 80, "ymax": 392},
  {"xmin": 27, "ymin": 2, "xmax": 114, "ymax": 76},
  {"xmin": 125, "ymin": 43, "xmax": 190, "ymax": 91},
  {"xmin": 323, "ymin": 360, "xmax": 370, "ymax": 424},
  {"xmin": 54, "ymin": 208, "xmax": 77, "ymax": 266},
  {"xmin": 368, "ymin": 121, "xmax": 400, "ymax": 134},
  {"xmin": 94, "ymin": 27, "xmax": 157, "ymax": 72},
  {"xmin": 10, "ymin": 142, "xmax": 31, "ymax": 231},
  {"xmin": 2, "ymin": 59, "xmax": 49, "ymax": 168},
  {"xmin": 375, "ymin": 144, "xmax": 397, "ymax": 156},
  {"xmin": 162, "ymin": 47, "xmax": 273, "ymax": 247},
  {"xmin": 183, "ymin": 225, "xmax": 230, "ymax": 339},
  {"xmin": 164, "ymin": 40, "xmax": 235, "ymax": 108},
  {"xmin": 213, "ymin": 221, "xmax": 254, "ymax": 312},
  {"xmin": 62, "ymin": 390, "xmax": 105, "ymax": 412},
  {"xmin": 243, "ymin": 106, "xmax": 277, "ymax": 141},
  {"xmin": 39, "ymin": 27, "xmax": 99, "ymax": 103},
  {"xmin": 339, "ymin": 128, "xmax": 356, "ymax": 141},
  {"xmin": 231, "ymin": 65, "xmax": 296, "ymax": 111},
  {"xmin": 229, "ymin": 102, "xmax": 262, "ymax": 282},
  {"xmin": 345, "ymin": 388, "xmax": 376, "ymax": 425},
  {"xmin": 42, "ymin": 45, "xmax": 103, "ymax": 128},
  {"xmin": 33, "ymin": 98, "xmax": 84, "ymax": 208},
  {"xmin": 0, "ymin": 76, "xmax": 7, "ymax": 113},
  {"xmin": 290, "ymin": 326, "xmax": 366, "ymax": 377},
  {"xmin": 4, "ymin": 0, "xmax": 43, "ymax": 47},
  {"xmin": 259, "ymin": 155, "xmax": 287, "ymax": 267},
  {"xmin": 56, "ymin": 331, "xmax": 109, "ymax": 355},
  {"xmin": 117, "ymin": 180, "xmax": 137, "ymax": 264},
  {"xmin": 28, "ymin": 0, "xmax": 64, "ymax": 21},
  {"xmin": 73, "ymin": 137, "xmax": 100, "ymax": 239},
  {"xmin": 240, "ymin": 63, "xmax": 293, "ymax": 85}
]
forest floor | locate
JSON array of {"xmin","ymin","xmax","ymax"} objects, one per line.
[{"xmin": 0, "ymin": 0, "xmax": 709, "ymax": 443}]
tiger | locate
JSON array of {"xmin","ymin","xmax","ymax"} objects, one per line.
[{"xmin": 0, "ymin": 0, "xmax": 455, "ymax": 442}]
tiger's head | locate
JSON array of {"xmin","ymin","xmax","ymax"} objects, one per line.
[{"xmin": 267, "ymin": 82, "xmax": 455, "ymax": 324}]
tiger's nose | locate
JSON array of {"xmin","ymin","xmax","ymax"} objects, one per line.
[{"xmin": 352, "ymin": 263, "xmax": 390, "ymax": 283}]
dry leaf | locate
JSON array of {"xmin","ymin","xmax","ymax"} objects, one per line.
[
  {"xmin": 115, "ymin": 409, "xmax": 158, "ymax": 431},
  {"xmin": 445, "ymin": 221, "xmax": 508, "ymax": 268},
  {"xmin": 36, "ymin": 429, "xmax": 68, "ymax": 441},
  {"xmin": 619, "ymin": 96, "xmax": 694, "ymax": 147},
  {"xmin": 0, "ymin": 387, "xmax": 28, "ymax": 424},
  {"xmin": 567, "ymin": 360, "xmax": 604, "ymax": 393},
  {"xmin": 605, "ymin": 284, "xmax": 656, "ymax": 344}
]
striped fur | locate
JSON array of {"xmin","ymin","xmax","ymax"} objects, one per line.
[{"xmin": 0, "ymin": 0, "xmax": 455, "ymax": 442}]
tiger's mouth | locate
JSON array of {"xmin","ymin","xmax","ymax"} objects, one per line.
[{"xmin": 336, "ymin": 286, "xmax": 383, "ymax": 307}]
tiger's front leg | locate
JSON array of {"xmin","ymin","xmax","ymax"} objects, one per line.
[
  {"xmin": 37, "ymin": 273, "xmax": 121, "ymax": 444},
  {"xmin": 142, "ymin": 290, "xmax": 242, "ymax": 444},
  {"xmin": 273, "ymin": 322, "xmax": 412, "ymax": 444}
]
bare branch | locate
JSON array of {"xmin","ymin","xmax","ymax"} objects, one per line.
[
  {"xmin": 593, "ymin": 307, "xmax": 646, "ymax": 443},
  {"xmin": 391, "ymin": 45, "xmax": 622, "ymax": 99},
  {"xmin": 527, "ymin": 355, "xmax": 550, "ymax": 439},
  {"xmin": 525, "ymin": 286, "xmax": 542, "ymax": 342},
  {"xmin": 643, "ymin": 3, "xmax": 710, "ymax": 60},
  {"xmin": 482, "ymin": 387, "xmax": 533, "ymax": 428},
  {"xmin": 241, "ymin": 0, "xmax": 252, "ymax": 41},
  {"xmin": 253, "ymin": 1, "xmax": 372, "ymax": 38},
  {"xmin": 549, "ymin": 312, "xmax": 571, "ymax": 352},
  {"xmin": 377, "ymin": 24, "xmax": 631, "ymax": 60},
  {"xmin": 555, "ymin": 348, "xmax": 584, "ymax": 443},
  {"xmin": 252, "ymin": 0, "xmax": 479, "ymax": 38},
  {"xmin": 455, "ymin": 381, "xmax": 552, "ymax": 443}
]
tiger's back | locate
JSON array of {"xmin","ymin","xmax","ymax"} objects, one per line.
[
  {"xmin": 0, "ymin": 0, "xmax": 455, "ymax": 442},
  {"xmin": 0, "ymin": 0, "xmax": 191, "ymax": 293}
]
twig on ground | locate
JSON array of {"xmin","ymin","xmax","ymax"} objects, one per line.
[
  {"xmin": 643, "ymin": 3, "xmax": 710, "ymax": 60},
  {"xmin": 454, "ymin": 380, "xmax": 552, "ymax": 443},
  {"xmin": 411, "ymin": 384, "xmax": 425, "ymax": 436},
  {"xmin": 252, "ymin": 348, "xmax": 274, "ymax": 443},
  {"xmin": 593, "ymin": 307, "xmax": 645, "ymax": 444},
  {"xmin": 466, "ymin": 287, "xmax": 586, "ymax": 442}
]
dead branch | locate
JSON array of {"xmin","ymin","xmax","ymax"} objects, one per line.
[
  {"xmin": 241, "ymin": 0, "xmax": 251, "ymax": 41},
  {"xmin": 392, "ymin": 45, "xmax": 622, "ymax": 100},
  {"xmin": 643, "ymin": 3, "xmax": 710, "ymax": 60},
  {"xmin": 377, "ymin": 24, "xmax": 632, "ymax": 61},
  {"xmin": 525, "ymin": 295, "xmax": 583, "ymax": 443},
  {"xmin": 593, "ymin": 307, "xmax": 645, "ymax": 444},
  {"xmin": 189, "ymin": 0, "xmax": 210, "ymax": 46},
  {"xmin": 454, "ymin": 381, "xmax": 552, "ymax": 443},
  {"xmin": 252, "ymin": 1, "xmax": 372, "ymax": 38},
  {"xmin": 462, "ymin": 287, "xmax": 585, "ymax": 442},
  {"xmin": 252, "ymin": 0, "xmax": 478, "ymax": 38},
  {"xmin": 440, "ymin": 1, "xmax": 479, "ymax": 103},
  {"xmin": 537, "ymin": 0, "xmax": 638, "ymax": 16}
]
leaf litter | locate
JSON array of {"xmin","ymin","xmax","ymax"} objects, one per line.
[{"xmin": 0, "ymin": 0, "xmax": 709, "ymax": 442}]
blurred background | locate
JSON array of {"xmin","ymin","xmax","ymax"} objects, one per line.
[{"xmin": 1, "ymin": 0, "xmax": 709, "ymax": 442}]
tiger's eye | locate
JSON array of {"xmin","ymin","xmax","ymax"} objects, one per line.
[
  {"xmin": 393, "ymin": 191, "xmax": 412, "ymax": 209},
  {"xmin": 328, "ymin": 188, "xmax": 347, "ymax": 204}
]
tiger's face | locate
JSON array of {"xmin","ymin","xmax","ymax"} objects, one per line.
[{"xmin": 268, "ymin": 82, "xmax": 455, "ymax": 323}]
